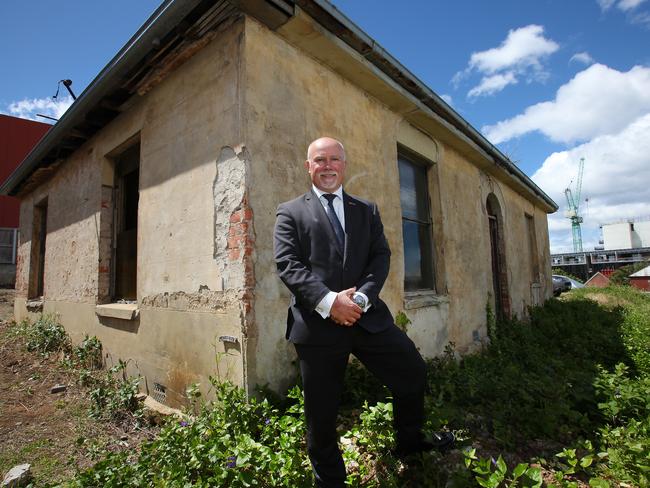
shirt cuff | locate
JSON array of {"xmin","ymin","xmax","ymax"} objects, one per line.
[
  {"xmin": 355, "ymin": 292, "xmax": 372, "ymax": 312},
  {"xmin": 315, "ymin": 291, "xmax": 337, "ymax": 318}
]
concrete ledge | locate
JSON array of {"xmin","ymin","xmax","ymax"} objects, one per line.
[
  {"xmin": 26, "ymin": 299, "xmax": 44, "ymax": 312},
  {"xmin": 95, "ymin": 303, "xmax": 139, "ymax": 320},
  {"xmin": 403, "ymin": 291, "xmax": 449, "ymax": 310}
]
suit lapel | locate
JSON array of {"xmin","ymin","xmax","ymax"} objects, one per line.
[{"xmin": 305, "ymin": 190, "xmax": 343, "ymax": 258}]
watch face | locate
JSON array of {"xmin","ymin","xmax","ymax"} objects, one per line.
[{"xmin": 353, "ymin": 295, "xmax": 365, "ymax": 308}]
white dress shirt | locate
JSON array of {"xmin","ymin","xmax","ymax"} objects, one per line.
[{"xmin": 311, "ymin": 185, "xmax": 370, "ymax": 318}]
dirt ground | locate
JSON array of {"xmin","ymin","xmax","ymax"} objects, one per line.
[{"xmin": 0, "ymin": 288, "xmax": 156, "ymax": 485}]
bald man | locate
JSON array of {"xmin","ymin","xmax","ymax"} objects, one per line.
[{"xmin": 274, "ymin": 137, "xmax": 450, "ymax": 487}]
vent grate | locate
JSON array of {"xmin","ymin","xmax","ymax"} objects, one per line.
[{"xmin": 152, "ymin": 382, "xmax": 167, "ymax": 405}]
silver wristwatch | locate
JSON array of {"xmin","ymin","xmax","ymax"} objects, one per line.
[{"xmin": 352, "ymin": 293, "xmax": 367, "ymax": 310}]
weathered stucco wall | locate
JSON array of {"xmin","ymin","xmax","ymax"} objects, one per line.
[
  {"xmin": 14, "ymin": 21, "xmax": 252, "ymax": 405},
  {"xmin": 243, "ymin": 17, "xmax": 552, "ymax": 392},
  {"xmin": 13, "ymin": 11, "xmax": 553, "ymax": 401}
]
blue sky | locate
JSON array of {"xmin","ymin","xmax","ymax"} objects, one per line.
[{"xmin": 2, "ymin": 0, "xmax": 650, "ymax": 253}]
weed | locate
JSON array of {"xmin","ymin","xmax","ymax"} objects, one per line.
[
  {"xmin": 87, "ymin": 359, "xmax": 142, "ymax": 422},
  {"xmin": 21, "ymin": 314, "xmax": 71, "ymax": 355},
  {"xmin": 463, "ymin": 449, "xmax": 542, "ymax": 487},
  {"xmin": 74, "ymin": 335, "xmax": 103, "ymax": 370},
  {"xmin": 70, "ymin": 380, "xmax": 313, "ymax": 487},
  {"xmin": 394, "ymin": 310, "xmax": 411, "ymax": 332}
]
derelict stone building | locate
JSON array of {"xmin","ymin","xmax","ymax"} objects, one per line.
[{"xmin": 1, "ymin": 0, "xmax": 557, "ymax": 405}]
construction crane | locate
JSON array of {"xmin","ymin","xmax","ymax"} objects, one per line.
[{"xmin": 564, "ymin": 157, "xmax": 585, "ymax": 252}]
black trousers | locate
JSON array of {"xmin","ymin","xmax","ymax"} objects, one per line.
[{"xmin": 294, "ymin": 324, "xmax": 426, "ymax": 488}]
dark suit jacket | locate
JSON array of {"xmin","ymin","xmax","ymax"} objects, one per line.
[{"xmin": 274, "ymin": 189, "xmax": 394, "ymax": 345}]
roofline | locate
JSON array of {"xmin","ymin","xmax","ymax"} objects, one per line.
[
  {"xmin": 1, "ymin": 0, "xmax": 558, "ymax": 212},
  {"xmin": 295, "ymin": 0, "xmax": 556, "ymax": 211},
  {"xmin": 0, "ymin": 0, "xmax": 203, "ymax": 196}
]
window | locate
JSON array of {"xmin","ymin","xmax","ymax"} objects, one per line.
[
  {"xmin": 525, "ymin": 214, "xmax": 540, "ymax": 282},
  {"xmin": 486, "ymin": 194, "xmax": 510, "ymax": 320},
  {"xmin": 28, "ymin": 198, "xmax": 48, "ymax": 299},
  {"xmin": 398, "ymin": 153, "xmax": 434, "ymax": 291},
  {"xmin": 112, "ymin": 143, "xmax": 140, "ymax": 301},
  {"xmin": 0, "ymin": 228, "xmax": 17, "ymax": 264}
]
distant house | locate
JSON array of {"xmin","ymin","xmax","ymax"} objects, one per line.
[
  {"xmin": 0, "ymin": 0, "xmax": 557, "ymax": 405},
  {"xmin": 629, "ymin": 265, "xmax": 650, "ymax": 292},
  {"xmin": 585, "ymin": 272, "xmax": 611, "ymax": 288},
  {"xmin": 0, "ymin": 115, "xmax": 50, "ymax": 286}
]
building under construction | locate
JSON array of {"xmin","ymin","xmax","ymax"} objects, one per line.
[{"xmin": 552, "ymin": 217, "xmax": 650, "ymax": 280}]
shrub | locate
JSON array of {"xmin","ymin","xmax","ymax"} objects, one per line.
[
  {"xmin": 426, "ymin": 298, "xmax": 629, "ymax": 447},
  {"xmin": 552, "ymin": 268, "xmax": 582, "ymax": 282},
  {"xmin": 74, "ymin": 335, "xmax": 103, "ymax": 370},
  {"xmin": 87, "ymin": 359, "xmax": 142, "ymax": 422},
  {"xmin": 71, "ymin": 381, "xmax": 313, "ymax": 487},
  {"xmin": 573, "ymin": 286, "xmax": 650, "ymax": 376},
  {"xmin": 22, "ymin": 314, "xmax": 71, "ymax": 355},
  {"xmin": 609, "ymin": 260, "xmax": 650, "ymax": 286},
  {"xmin": 593, "ymin": 364, "xmax": 650, "ymax": 486}
]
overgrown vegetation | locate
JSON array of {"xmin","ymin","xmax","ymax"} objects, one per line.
[
  {"xmin": 7, "ymin": 287, "xmax": 650, "ymax": 487},
  {"xmin": 608, "ymin": 260, "xmax": 650, "ymax": 286},
  {"xmin": 552, "ymin": 268, "xmax": 583, "ymax": 282},
  {"xmin": 13, "ymin": 314, "xmax": 143, "ymax": 425}
]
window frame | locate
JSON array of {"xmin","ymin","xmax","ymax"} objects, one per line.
[
  {"xmin": 0, "ymin": 228, "xmax": 17, "ymax": 265},
  {"xmin": 397, "ymin": 146, "xmax": 437, "ymax": 293},
  {"xmin": 111, "ymin": 143, "xmax": 140, "ymax": 302}
]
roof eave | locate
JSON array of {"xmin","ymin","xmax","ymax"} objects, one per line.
[{"xmin": 0, "ymin": 0, "xmax": 205, "ymax": 197}]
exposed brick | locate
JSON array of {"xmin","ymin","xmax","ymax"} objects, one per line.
[
  {"xmin": 229, "ymin": 211, "xmax": 241, "ymax": 223},
  {"xmin": 227, "ymin": 236, "xmax": 241, "ymax": 249}
]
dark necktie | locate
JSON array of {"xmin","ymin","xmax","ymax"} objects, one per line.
[{"xmin": 323, "ymin": 193, "xmax": 345, "ymax": 252}]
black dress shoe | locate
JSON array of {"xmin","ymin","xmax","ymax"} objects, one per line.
[
  {"xmin": 394, "ymin": 432, "xmax": 455, "ymax": 458},
  {"xmin": 422, "ymin": 431, "xmax": 455, "ymax": 452}
]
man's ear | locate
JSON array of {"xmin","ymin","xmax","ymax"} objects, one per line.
[{"xmin": 304, "ymin": 160, "xmax": 310, "ymax": 171}]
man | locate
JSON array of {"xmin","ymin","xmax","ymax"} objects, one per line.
[{"xmin": 274, "ymin": 137, "xmax": 451, "ymax": 487}]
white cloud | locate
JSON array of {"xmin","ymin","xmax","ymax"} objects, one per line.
[
  {"xmin": 597, "ymin": 0, "xmax": 617, "ymax": 10},
  {"xmin": 569, "ymin": 51, "xmax": 595, "ymax": 65},
  {"xmin": 533, "ymin": 113, "xmax": 650, "ymax": 252},
  {"xmin": 482, "ymin": 63, "xmax": 650, "ymax": 144},
  {"xmin": 598, "ymin": 0, "xmax": 647, "ymax": 10},
  {"xmin": 2, "ymin": 96, "xmax": 73, "ymax": 122},
  {"xmin": 453, "ymin": 25, "xmax": 559, "ymax": 97},
  {"xmin": 468, "ymin": 72, "xmax": 518, "ymax": 98},
  {"xmin": 616, "ymin": 0, "xmax": 647, "ymax": 11},
  {"xmin": 468, "ymin": 25, "xmax": 559, "ymax": 74},
  {"xmin": 632, "ymin": 10, "xmax": 650, "ymax": 24},
  {"xmin": 598, "ymin": 0, "xmax": 650, "ymax": 28}
]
